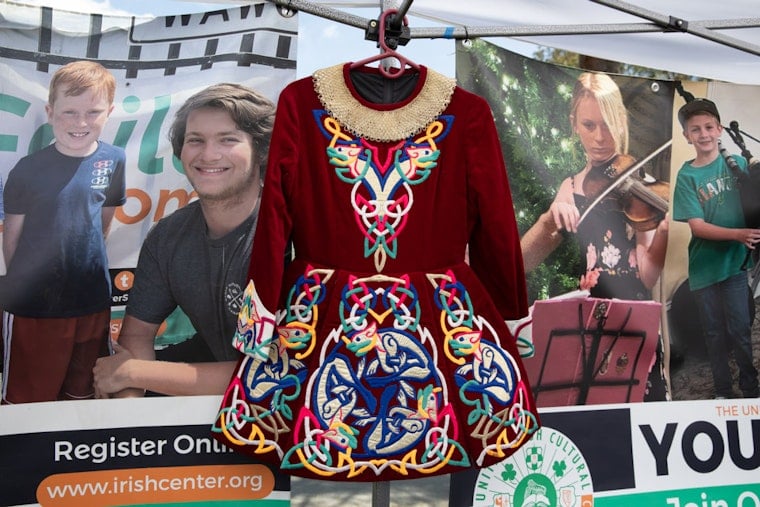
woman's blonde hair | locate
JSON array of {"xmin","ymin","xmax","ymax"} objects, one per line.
[{"xmin": 569, "ymin": 72, "xmax": 629, "ymax": 155}]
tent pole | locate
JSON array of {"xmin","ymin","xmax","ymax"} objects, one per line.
[
  {"xmin": 270, "ymin": 0, "xmax": 370, "ymax": 30},
  {"xmin": 590, "ymin": 0, "xmax": 760, "ymax": 57},
  {"xmin": 388, "ymin": 0, "xmax": 413, "ymax": 31},
  {"xmin": 266, "ymin": 0, "xmax": 760, "ymax": 56},
  {"xmin": 372, "ymin": 12, "xmax": 392, "ymax": 507}
]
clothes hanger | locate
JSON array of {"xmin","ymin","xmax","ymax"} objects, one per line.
[{"xmin": 349, "ymin": 8, "xmax": 419, "ymax": 79}]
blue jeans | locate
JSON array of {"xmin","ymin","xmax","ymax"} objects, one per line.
[{"xmin": 693, "ymin": 272, "xmax": 759, "ymax": 397}]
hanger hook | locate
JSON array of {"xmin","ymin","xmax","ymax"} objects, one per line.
[
  {"xmin": 379, "ymin": 8, "xmax": 406, "ymax": 51},
  {"xmin": 350, "ymin": 7, "xmax": 418, "ymax": 79},
  {"xmin": 462, "ymin": 25, "xmax": 471, "ymax": 47},
  {"xmin": 377, "ymin": 9, "xmax": 404, "ymax": 78}
]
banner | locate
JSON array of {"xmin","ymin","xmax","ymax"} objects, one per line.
[
  {"xmin": 453, "ymin": 39, "xmax": 760, "ymax": 505},
  {"xmin": 0, "ymin": 2, "xmax": 297, "ymax": 505},
  {"xmin": 471, "ymin": 398, "xmax": 760, "ymax": 506},
  {"xmin": 0, "ymin": 0, "xmax": 297, "ymax": 344},
  {"xmin": 0, "ymin": 397, "xmax": 290, "ymax": 506}
]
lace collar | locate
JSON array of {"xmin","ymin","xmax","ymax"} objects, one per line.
[{"xmin": 312, "ymin": 63, "xmax": 456, "ymax": 142}]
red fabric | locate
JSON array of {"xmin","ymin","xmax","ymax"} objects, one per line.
[
  {"xmin": 215, "ymin": 64, "xmax": 538, "ymax": 482},
  {"xmin": 250, "ymin": 65, "xmax": 527, "ymax": 319}
]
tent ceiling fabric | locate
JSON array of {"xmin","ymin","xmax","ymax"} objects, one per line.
[
  {"xmin": 253, "ymin": 0, "xmax": 760, "ymax": 84},
  {"xmin": 280, "ymin": 0, "xmax": 760, "ymax": 84}
]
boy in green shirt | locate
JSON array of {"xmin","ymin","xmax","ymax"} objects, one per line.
[{"xmin": 672, "ymin": 98, "xmax": 760, "ymax": 399}]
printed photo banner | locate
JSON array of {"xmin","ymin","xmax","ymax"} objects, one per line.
[
  {"xmin": 0, "ymin": 3, "xmax": 297, "ymax": 506},
  {"xmin": 453, "ymin": 38, "xmax": 760, "ymax": 405},
  {"xmin": 0, "ymin": 397, "xmax": 290, "ymax": 507},
  {"xmin": 471, "ymin": 398, "xmax": 760, "ymax": 506},
  {"xmin": 2, "ymin": 396, "xmax": 756, "ymax": 507},
  {"xmin": 452, "ymin": 37, "xmax": 760, "ymax": 503},
  {"xmin": 454, "ymin": 39, "xmax": 675, "ymax": 305},
  {"xmin": 0, "ymin": 0, "xmax": 297, "ymax": 342}
]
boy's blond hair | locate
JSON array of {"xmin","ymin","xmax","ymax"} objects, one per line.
[{"xmin": 48, "ymin": 60, "xmax": 116, "ymax": 106}]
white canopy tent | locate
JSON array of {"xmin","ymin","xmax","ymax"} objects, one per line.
[
  {"xmin": 2, "ymin": 2, "xmax": 755, "ymax": 506},
  {"xmin": 247, "ymin": 0, "xmax": 760, "ymax": 84}
]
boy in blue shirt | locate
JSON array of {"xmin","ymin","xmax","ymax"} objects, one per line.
[{"xmin": 2, "ymin": 61, "xmax": 125, "ymax": 403}]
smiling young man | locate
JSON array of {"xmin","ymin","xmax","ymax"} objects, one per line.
[
  {"xmin": 92, "ymin": 83, "xmax": 276, "ymax": 397},
  {"xmin": 1, "ymin": 61, "xmax": 126, "ymax": 404}
]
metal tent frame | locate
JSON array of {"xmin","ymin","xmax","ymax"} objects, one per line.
[
  {"xmin": 164, "ymin": 0, "xmax": 760, "ymax": 79},
  {"xmin": 266, "ymin": 0, "xmax": 760, "ymax": 59}
]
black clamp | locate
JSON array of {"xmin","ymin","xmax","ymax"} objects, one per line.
[
  {"xmin": 364, "ymin": 12, "xmax": 411, "ymax": 49},
  {"xmin": 666, "ymin": 16, "xmax": 688, "ymax": 32}
]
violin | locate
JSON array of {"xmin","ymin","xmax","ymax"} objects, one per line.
[{"xmin": 582, "ymin": 153, "xmax": 670, "ymax": 232}]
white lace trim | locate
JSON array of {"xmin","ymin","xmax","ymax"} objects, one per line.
[{"xmin": 313, "ymin": 63, "xmax": 456, "ymax": 142}]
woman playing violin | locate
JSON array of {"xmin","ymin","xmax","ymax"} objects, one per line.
[
  {"xmin": 520, "ymin": 71, "xmax": 670, "ymax": 401},
  {"xmin": 522, "ymin": 72, "xmax": 669, "ymax": 301}
]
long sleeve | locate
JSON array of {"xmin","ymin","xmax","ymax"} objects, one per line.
[
  {"xmin": 465, "ymin": 94, "xmax": 529, "ymax": 320},
  {"xmin": 247, "ymin": 82, "xmax": 298, "ymax": 311}
]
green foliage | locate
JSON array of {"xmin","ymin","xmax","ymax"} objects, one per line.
[
  {"xmin": 456, "ymin": 41, "xmax": 681, "ymax": 303},
  {"xmin": 533, "ymin": 46, "xmax": 701, "ymax": 82},
  {"xmin": 457, "ymin": 40, "xmax": 583, "ymax": 302},
  {"xmin": 533, "ymin": 47, "xmax": 580, "ymax": 69}
]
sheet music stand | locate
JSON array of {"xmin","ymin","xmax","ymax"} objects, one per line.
[{"xmin": 526, "ymin": 297, "xmax": 661, "ymax": 407}]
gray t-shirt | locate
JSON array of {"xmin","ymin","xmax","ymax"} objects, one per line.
[{"xmin": 126, "ymin": 201, "xmax": 256, "ymax": 361}]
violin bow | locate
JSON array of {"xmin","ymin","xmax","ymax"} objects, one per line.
[{"xmin": 577, "ymin": 139, "xmax": 673, "ymax": 227}]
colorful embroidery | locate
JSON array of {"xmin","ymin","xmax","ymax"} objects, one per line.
[
  {"xmin": 314, "ymin": 110, "xmax": 452, "ymax": 272},
  {"xmin": 216, "ymin": 267, "xmax": 537, "ymax": 479},
  {"xmin": 231, "ymin": 280, "xmax": 277, "ymax": 361},
  {"xmin": 430, "ymin": 270, "xmax": 539, "ymax": 466}
]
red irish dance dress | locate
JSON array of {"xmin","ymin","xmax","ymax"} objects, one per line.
[{"xmin": 214, "ymin": 63, "xmax": 540, "ymax": 481}]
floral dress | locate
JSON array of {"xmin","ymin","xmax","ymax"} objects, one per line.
[{"xmin": 574, "ymin": 192, "xmax": 651, "ymax": 301}]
